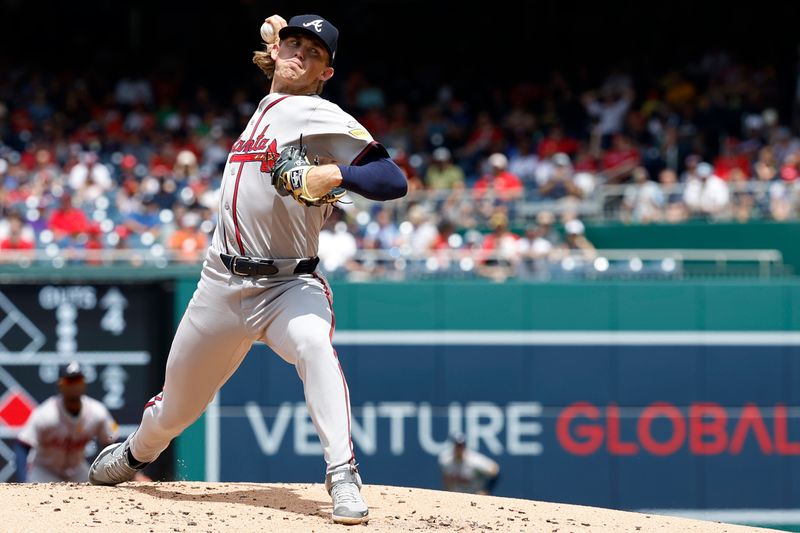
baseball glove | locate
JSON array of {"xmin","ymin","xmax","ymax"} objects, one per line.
[{"xmin": 271, "ymin": 145, "xmax": 346, "ymax": 207}]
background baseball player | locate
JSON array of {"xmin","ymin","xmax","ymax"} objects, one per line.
[
  {"xmin": 15, "ymin": 362, "xmax": 118, "ymax": 483},
  {"xmin": 439, "ymin": 433, "xmax": 501, "ymax": 495},
  {"xmin": 89, "ymin": 13, "xmax": 407, "ymax": 525}
]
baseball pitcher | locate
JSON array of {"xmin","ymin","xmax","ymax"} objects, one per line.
[{"xmin": 89, "ymin": 13, "xmax": 407, "ymax": 525}]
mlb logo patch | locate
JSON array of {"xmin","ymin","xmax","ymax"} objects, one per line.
[{"xmin": 290, "ymin": 169, "xmax": 303, "ymax": 189}]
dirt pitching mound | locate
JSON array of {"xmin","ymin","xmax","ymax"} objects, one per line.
[{"xmin": 0, "ymin": 481, "xmax": 778, "ymax": 532}]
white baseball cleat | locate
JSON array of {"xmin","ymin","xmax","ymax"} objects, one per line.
[
  {"xmin": 325, "ymin": 463, "xmax": 369, "ymax": 524},
  {"xmin": 89, "ymin": 438, "xmax": 149, "ymax": 486}
]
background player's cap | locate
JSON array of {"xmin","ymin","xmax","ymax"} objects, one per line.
[
  {"xmin": 59, "ymin": 361, "xmax": 84, "ymax": 380},
  {"xmin": 451, "ymin": 432, "xmax": 466, "ymax": 446},
  {"xmin": 279, "ymin": 14, "xmax": 339, "ymax": 64}
]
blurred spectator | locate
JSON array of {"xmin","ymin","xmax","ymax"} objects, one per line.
[
  {"xmin": 582, "ymin": 85, "xmax": 635, "ymax": 140},
  {"xmin": 0, "ymin": 211, "xmax": 35, "ymax": 250},
  {"xmin": 439, "ymin": 183, "xmax": 479, "ymax": 230},
  {"xmin": 503, "ymin": 102, "xmax": 537, "ymax": 138},
  {"xmin": 516, "ymin": 223, "xmax": 553, "ymax": 279},
  {"xmin": 459, "ymin": 112, "xmax": 504, "ymax": 168},
  {"xmin": 174, "ymin": 150, "xmax": 199, "ymax": 182},
  {"xmin": 683, "ymin": 162, "xmax": 730, "ymax": 218},
  {"xmin": 768, "ymin": 166, "xmax": 796, "ymax": 221},
  {"xmin": 752, "ymin": 147, "xmax": 779, "ymax": 218},
  {"xmin": 125, "ymin": 200, "xmax": 162, "ymax": 240},
  {"xmin": 406, "ymin": 205, "xmax": 439, "ymax": 253},
  {"xmin": 754, "ymin": 146, "xmax": 779, "ymax": 181},
  {"xmin": 662, "ymin": 71, "xmax": 696, "ymax": 109},
  {"xmin": 167, "ymin": 210, "xmax": 208, "ymax": 262},
  {"xmin": 68, "ymin": 152, "xmax": 113, "ymax": 201},
  {"xmin": 654, "ymin": 125, "xmax": 685, "ymax": 174},
  {"xmin": 538, "ymin": 152, "xmax": 584, "ymax": 200},
  {"xmin": 622, "ymin": 166, "xmax": 663, "ymax": 223},
  {"xmin": 27, "ymin": 88, "xmax": 54, "ymax": 123},
  {"xmin": 79, "ymin": 224, "xmax": 105, "ymax": 266},
  {"xmin": 439, "ymin": 434, "xmax": 500, "ymax": 495},
  {"xmin": 780, "ymin": 150, "xmax": 800, "ymax": 183},
  {"xmin": 477, "ymin": 212, "xmax": 520, "ymax": 282},
  {"xmin": 30, "ymin": 149, "xmax": 60, "ymax": 193},
  {"xmin": 150, "ymin": 174, "xmax": 180, "ymax": 210},
  {"xmin": 535, "ymin": 210, "xmax": 562, "ymax": 245},
  {"xmin": 555, "ymin": 214, "xmax": 596, "ymax": 261},
  {"xmin": 507, "ymin": 136, "xmax": 539, "ymax": 187},
  {"xmin": 382, "ymin": 102, "xmax": 413, "ymax": 153},
  {"xmin": 48, "ymin": 194, "xmax": 90, "ymax": 242},
  {"xmin": 713, "ymin": 138, "xmax": 751, "ymax": 180},
  {"xmin": 681, "ymin": 154, "xmax": 702, "ymax": 182},
  {"xmin": 473, "ymin": 153, "xmax": 523, "ymax": 201},
  {"xmin": 431, "ymin": 219, "xmax": 462, "ymax": 253},
  {"xmin": 728, "ymin": 168, "xmax": 755, "ymax": 222},
  {"xmin": 658, "ymin": 169, "xmax": 689, "ymax": 223},
  {"xmin": 772, "ymin": 127, "xmax": 800, "ymax": 164},
  {"xmin": 425, "ymin": 147, "xmax": 464, "ymax": 190},
  {"xmin": 537, "ymin": 124, "xmax": 579, "ymax": 158},
  {"xmin": 601, "ymin": 134, "xmax": 640, "ymax": 183},
  {"xmin": 364, "ymin": 208, "xmax": 400, "ymax": 250},
  {"xmin": 392, "ymin": 150, "xmax": 425, "ymax": 193},
  {"xmin": 740, "ymin": 113, "xmax": 766, "ymax": 157},
  {"xmin": 115, "ymin": 78, "xmax": 154, "ymax": 107},
  {"xmin": 319, "ymin": 212, "xmax": 360, "ymax": 273},
  {"xmin": 109, "ymin": 226, "xmax": 134, "ymax": 253},
  {"xmin": 356, "ymin": 78, "xmax": 386, "ymax": 112}
]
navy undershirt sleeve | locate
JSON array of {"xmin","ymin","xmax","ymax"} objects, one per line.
[{"xmin": 338, "ymin": 158, "xmax": 408, "ymax": 201}]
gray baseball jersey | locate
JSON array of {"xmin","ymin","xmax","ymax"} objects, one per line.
[
  {"xmin": 439, "ymin": 448, "xmax": 500, "ymax": 493},
  {"xmin": 18, "ymin": 395, "xmax": 117, "ymax": 481},
  {"xmin": 213, "ymin": 93, "xmax": 375, "ymax": 258}
]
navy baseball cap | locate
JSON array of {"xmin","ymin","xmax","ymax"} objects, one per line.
[
  {"xmin": 59, "ymin": 361, "xmax": 84, "ymax": 379},
  {"xmin": 279, "ymin": 14, "xmax": 338, "ymax": 64}
]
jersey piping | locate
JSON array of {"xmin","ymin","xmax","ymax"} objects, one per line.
[{"xmin": 230, "ymin": 95, "xmax": 293, "ymax": 255}]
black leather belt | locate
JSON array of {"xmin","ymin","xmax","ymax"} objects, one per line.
[{"xmin": 220, "ymin": 253, "xmax": 319, "ymax": 277}]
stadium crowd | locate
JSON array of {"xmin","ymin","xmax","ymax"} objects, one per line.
[{"xmin": 1, "ymin": 50, "xmax": 799, "ymax": 280}]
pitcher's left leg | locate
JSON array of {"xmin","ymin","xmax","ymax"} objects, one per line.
[
  {"xmin": 263, "ymin": 275, "xmax": 367, "ymax": 524},
  {"xmin": 263, "ymin": 276, "xmax": 354, "ymax": 470}
]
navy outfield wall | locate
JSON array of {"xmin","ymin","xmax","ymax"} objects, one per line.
[{"xmin": 175, "ymin": 279, "xmax": 800, "ymax": 512}]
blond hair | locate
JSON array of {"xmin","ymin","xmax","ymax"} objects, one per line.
[{"xmin": 252, "ymin": 44, "xmax": 276, "ymax": 79}]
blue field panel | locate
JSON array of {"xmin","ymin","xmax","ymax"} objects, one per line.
[{"xmin": 215, "ymin": 342, "xmax": 800, "ymax": 510}]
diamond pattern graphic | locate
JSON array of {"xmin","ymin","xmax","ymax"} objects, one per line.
[
  {"xmin": 0, "ymin": 291, "xmax": 45, "ymax": 356},
  {"xmin": 0, "ymin": 391, "xmax": 35, "ymax": 427},
  {"xmin": 0, "ymin": 368, "xmax": 38, "ymax": 435}
]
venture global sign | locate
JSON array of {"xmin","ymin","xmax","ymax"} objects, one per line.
[
  {"xmin": 557, "ymin": 401, "xmax": 800, "ymax": 456},
  {"xmin": 244, "ymin": 401, "xmax": 800, "ymax": 458},
  {"xmin": 245, "ymin": 401, "xmax": 544, "ymax": 457}
]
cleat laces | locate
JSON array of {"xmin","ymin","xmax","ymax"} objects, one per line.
[{"xmin": 331, "ymin": 482, "xmax": 361, "ymax": 505}]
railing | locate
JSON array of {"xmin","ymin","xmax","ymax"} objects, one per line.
[
  {"xmin": 2, "ymin": 247, "xmax": 782, "ymax": 280},
  {"xmin": 591, "ymin": 249, "xmax": 785, "ymax": 279},
  {"xmin": 322, "ymin": 248, "xmax": 786, "ymax": 281},
  {"xmin": 384, "ymin": 180, "xmax": 800, "ymax": 227},
  {"xmin": 0, "ymin": 248, "xmax": 196, "ymax": 269}
]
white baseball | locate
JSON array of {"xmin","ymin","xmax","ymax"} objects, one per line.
[{"xmin": 260, "ymin": 22, "xmax": 276, "ymax": 43}]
